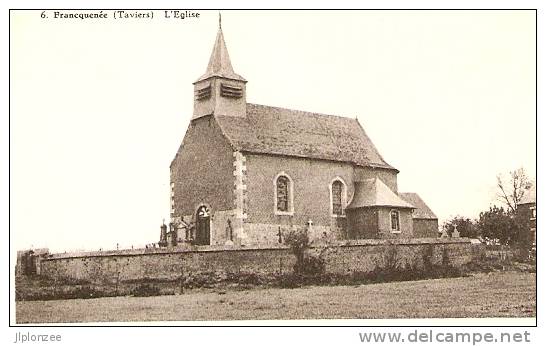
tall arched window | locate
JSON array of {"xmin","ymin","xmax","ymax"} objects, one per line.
[
  {"xmin": 274, "ymin": 172, "xmax": 294, "ymax": 215},
  {"xmin": 277, "ymin": 176, "xmax": 289, "ymax": 212},
  {"xmin": 331, "ymin": 181, "xmax": 343, "ymax": 216},
  {"xmin": 330, "ymin": 177, "xmax": 347, "ymax": 217}
]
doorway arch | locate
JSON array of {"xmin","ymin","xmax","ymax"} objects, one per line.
[{"xmin": 195, "ymin": 205, "xmax": 211, "ymax": 245}]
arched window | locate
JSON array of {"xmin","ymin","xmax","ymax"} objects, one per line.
[
  {"xmin": 332, "ymin": 181, "xmax": 343, "ymax": 216},
  {"xmin": 390, "ymin": 210, "xmax": 400, "ymax": 233},
  {"xmin": 330, "ymin": 178, "xmax": 347, "ymax": 217},
  {"xmin": 274, "ymin": 172, "xmax": 294, "ymax": 215},
  {"xmin": 277, "ymin": 176, "xmax": 289, "ymax": 212}
]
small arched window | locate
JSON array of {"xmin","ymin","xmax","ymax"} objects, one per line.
[
  {"xmin": 330, "ymin": 178, "xmax": 347, "ymax": 217},
  {"xmin": 274, "ymin": 173, "xmax": 294, "ymax": 215},
  {"xmin": 390, "ymin": 210, "xmax": 400, "ymax": 233}
]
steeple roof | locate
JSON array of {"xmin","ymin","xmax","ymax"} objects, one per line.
[{"xmin": 195, "ymin": 25, "xmax": 246, "ymax": 83}]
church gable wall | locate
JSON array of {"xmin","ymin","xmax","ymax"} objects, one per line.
[{"xmin": 170, "ymin": 115, "xmax": 235, "ymax": 219}]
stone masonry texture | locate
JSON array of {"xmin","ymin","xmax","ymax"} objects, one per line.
[{"xmin": 39, "ymin": 239, "xmax": 483, "ymax": 285}]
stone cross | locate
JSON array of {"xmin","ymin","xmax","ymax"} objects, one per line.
[{"xmin": 452, "ymin": 224, "xmax": 460, "ymax": 238}]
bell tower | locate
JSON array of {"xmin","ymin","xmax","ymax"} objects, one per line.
[{"xmin": 193, "ymin": 15, "xmax": 247, "ymax": 119}]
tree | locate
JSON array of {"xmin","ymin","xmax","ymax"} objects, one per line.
[
  {"xmin": 496, "ymin": 168, "xmax": 530, "ymax": 214},
  {"xmin": 477, "ymin": 205, "xmax": 520, "ymax": 245},
  {"xmin": 442, "ymin": 216, "xmax": 478, "ymax": 238},
  {"xmin": 283, "ymin": 228, "xmax": 326, "ymax": 276}
]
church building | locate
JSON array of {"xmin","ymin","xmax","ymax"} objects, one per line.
[{"xmin": 164, "ymin": 21, "xmax": 438, "ymax": 247}]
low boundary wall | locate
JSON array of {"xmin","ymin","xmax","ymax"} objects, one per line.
[{"xmin": 38, "ymin": 238, "xmax": 484, "ymax": 284}]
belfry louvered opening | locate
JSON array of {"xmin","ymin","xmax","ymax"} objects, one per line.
[
  {"xmin": 220, "ymin": 83, "xmax": 243, "ymax": 98},
  {"xmin": 195, "ymin": 85, "xmax": 212, "ymax": 100}
]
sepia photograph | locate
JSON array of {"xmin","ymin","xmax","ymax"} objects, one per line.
[{"xmin": 9, "ymin": 9, "xmax": 536, "ymax": 328}]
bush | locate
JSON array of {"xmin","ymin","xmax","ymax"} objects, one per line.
[
  {"xmin": 381, "ymin": 242, "xmax": 401, "ymax": 271},
  {"xmin": 478, "ymin": 206, "xmax": 520, "ymax": 245},
  {"xmin": 442, "ymin": 216, "xmax": 478, "ymax": 238},
  {"xmin": 131, "ymin": 283, "xmax": 160, "ymax": 297},
  {"xmin": 422, "ymin": 245, "xmax": 434, "ymax": 270},
  {"xmin": 366, "ymin": 243, "xmax": 463, "ymax": 283},
  {"xmin": 284, "ymin": 228, "xmax": 327, "ymax": 276}
]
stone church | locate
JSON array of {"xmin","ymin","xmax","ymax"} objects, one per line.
[{"xmin": 162, "ymin": 22, "xmax": 438, "ymax": 247}]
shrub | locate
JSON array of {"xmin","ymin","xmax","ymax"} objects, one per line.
[
  {"xmin": 441, "ymin": 246, "xmax": 450, "ymax": 267},
  {"xmin": 131, "ymin": 283, "xmax": 160, "ymax": 297},
  {"xmin": 442, "ymin": 216, "xmax": 478, "ymax": 238},
  {"xmin": 381, "ymin": 242, "xmax": 401, "ymax": 271},
  {"xmin": 367, "ymin": 243, "xmax": 463, "ymax": 283},
  {"xmin": 284, "ymin": 228, "xmax": 327, "ymax": 276},
  {"xmin": 421, "ymin": 245, "xmax": 434, "ymax": 270}
]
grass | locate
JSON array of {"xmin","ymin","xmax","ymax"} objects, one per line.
[
  {"xmin": 16, "ymin": 271, "xmax": 535, "ymax": 323},
  {"xmin": 15, "ymin": 265, "xmax": 465, "ymax": 301}
]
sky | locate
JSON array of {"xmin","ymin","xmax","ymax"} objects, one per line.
[{"xmin": 10, "ymin": 10, "xmax": 536, "ymax": 252}]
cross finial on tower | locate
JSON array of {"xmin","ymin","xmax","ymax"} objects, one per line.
[{"xmin": 219, "ymin": 12, "xmax": 222, "ymax": 30}]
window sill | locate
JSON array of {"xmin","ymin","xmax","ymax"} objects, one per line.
[
  {"xmin": 390, "ymin": 230, "xmax": 401, "ymax": 234},
  {"xmin": 275, "ymin": 211, "xmax": 294, "ymax": 216},
  {"xmin": 331, "ymin": 214, "xmax": 346, "ymax": 218}
]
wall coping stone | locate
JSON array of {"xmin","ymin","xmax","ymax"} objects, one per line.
[{"xmin": 38, "ymin": 237, "xmax": 475, "ymax": 261}]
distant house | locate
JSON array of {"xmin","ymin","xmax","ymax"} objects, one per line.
[
  {"xmin": 166, "ymin": 22, "xmax": 439, "ymax": 246},
  {"xmin": 517, "ymin": 182, "xmax": 536, "ymax": 245},
  {"xmin": 399, "ymin": 193, "xmax": 439, "ymax": 238}
]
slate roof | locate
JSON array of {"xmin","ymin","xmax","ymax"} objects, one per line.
[
  {"xmin": 195, "ymin": 27, "xmax": 246, "ymax": 83},
  {"xmin": 346, "ymin": 178, "xmax": 414, "ymax": 209},
  {"xmin": 399, "ymin": 192, "xmax": 438, "ymax": 219},
  {"xmin": 215, "ymin": 104, "xmax": 396, "ymax": 170}
]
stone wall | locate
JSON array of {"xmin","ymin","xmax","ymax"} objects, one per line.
[
  {"xmin": 243, "ymin": 153, "xmax": 354, "ymax": 229},
  {"xmin": 347, "ymin": 208, "xmax": 378, "ymax": 239},
  {"xmin": 38, "ymin": 238, "xmax": 483, "ymax": 285}
]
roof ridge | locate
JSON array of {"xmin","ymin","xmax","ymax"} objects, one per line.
[{"xmin": 247, "ymin": 103, "xmax": 358, "ymax": 122}]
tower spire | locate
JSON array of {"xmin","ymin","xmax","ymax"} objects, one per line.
[
  {"xmin": 192, "ymin": 15, "xmax": 247, "ymax": 119},
  {"xmin": 195, "ymin": 15, "xmax": 246, "ymax": 83}
]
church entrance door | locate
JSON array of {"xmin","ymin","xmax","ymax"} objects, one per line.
[{"xmin": 195, "ymin": 206, "xmax": 211, "ymax": 245}]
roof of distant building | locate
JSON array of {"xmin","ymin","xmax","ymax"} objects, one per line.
[{"xmin": 399, "ymin": 192, "xmax": 438, "ymax": 219}]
